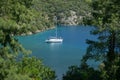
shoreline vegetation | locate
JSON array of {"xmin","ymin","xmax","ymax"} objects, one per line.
[
  {"xmin": 21, "ymin": 26, "xmax": 55, "ymax": 36},
  {"xmin": 19, "ymin": 0, "xmax": 91, "ymax": 36},
  {"xmin": 21, "ymin": 24, "xmax": 85, "ymax": 36}
]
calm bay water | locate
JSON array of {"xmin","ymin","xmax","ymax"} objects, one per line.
[{"xmin": 17, "ymin": 25, "xmax": 98, "ymax": 79}]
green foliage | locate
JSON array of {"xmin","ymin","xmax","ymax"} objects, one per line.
[
  {"xmin": 0, "ymin": 57, "xmax": 56, "ymax": 80},
  {"xmin": 81, "ymin": 0, "xmax": 120, "ymax": 80},
  {"xmin": 83, "ymin": 0, "xmax": 120, "ymax": 61},
  {"xmin": 0, "ymin": 0, "xmax": 36, "ymax": 58},
  {"xmin": 64, "ymin": 0, "xmax": 120, "ymax": 80},
  {"xmin": 63, "ymin": 62, "xmax": 102, "ymax": 80},
  {"xmin": 0, "ymin": 0, "xmax": 91, "ymax": 33},
  {"xmin": 99, "ymin": 56, "xmax": 120, "ymax": 80},
  {"xmin": 0, "ymin": 0, "xmax": 36, "ymax": 34},
  {"xmin": 33, "ymin": 0, "xmax": 91, "ymax": 25},
  {"xmin": 0, "ymin": 0, "xmax": 56, "ymax": 80},
  {"xmin": 18, "ymin": 57, "xmax": 56, "ymax": 80}
]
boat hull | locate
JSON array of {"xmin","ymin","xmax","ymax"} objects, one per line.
[{"xmin": 45, "ymin": 38, "xmax": 63, "ymax": 43}]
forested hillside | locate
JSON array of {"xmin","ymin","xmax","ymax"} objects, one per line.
[
  {"xmin": 0, "ymin": 0, "xmax": 91, "ymax": 35},
  {"xmin": 28, "ymin": 0, "xmax": 91, "ymax": 34},
  {"xmin": 33, "ymin": 0, "xmax": 91, "ymax": 26}
]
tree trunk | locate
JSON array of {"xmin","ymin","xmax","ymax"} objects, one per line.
[{"xmin": 107, "ymin": 31, "xmax": 116, "ymax": 61}]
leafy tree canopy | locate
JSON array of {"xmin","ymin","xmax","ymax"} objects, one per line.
[
  {"xmin": 83, "ymin": 0, "xmax": 120, "ymax": 62},
  {"xmin": 0, "ymin": 0, "xmax": 56, "ymax": 80}
]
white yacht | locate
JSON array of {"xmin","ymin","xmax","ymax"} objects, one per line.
[
  {"xmin": 45, "ymin": 16, "xmax": 63, "ymax": 43},
  {"xmin": 45, "ymin": 37, "xmax": 63, "ymax": 43}
]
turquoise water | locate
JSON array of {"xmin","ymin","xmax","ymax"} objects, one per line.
[{"xmin": 17, "ymin": 25, "xmax": 98, "ymax": 79}]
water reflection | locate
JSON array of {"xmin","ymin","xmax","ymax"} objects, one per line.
[{"xmin": 45, "ymin": 43, "xmax": 62, "ymax": 51}]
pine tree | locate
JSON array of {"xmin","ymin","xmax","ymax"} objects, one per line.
[
  {"xmin": 83, "ymin": 0, "xmax": 120, "ymax": 62},
  {"xmin": 82, "ymin": 0, "xmax": 120, "ymax": 79}
]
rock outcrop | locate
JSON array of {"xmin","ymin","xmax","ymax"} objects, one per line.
[{"xmin": 59, "ymin": 10, "xmax": 85, "ymax": 25}]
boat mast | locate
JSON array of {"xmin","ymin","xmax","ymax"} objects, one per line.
[
  {"xmin": 56, "ymin": 26, "xmax": 57, "ymax": 38},
  {"xmin": 54, "ymin": 16, "xmax": 57, "ymax": 38}
]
